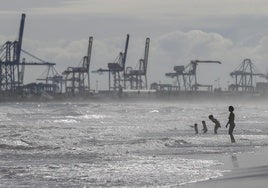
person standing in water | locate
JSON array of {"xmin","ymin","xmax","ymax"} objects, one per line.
[
  {"xmin": 202, "ymin": 121, "xmax": 208, "ymax": 133},
  {"xmin": 208, "ymin": 115, "xmax": 221, "ymax": 134},
  {"xmin": 226, "ymin": 106, "xmax": 236, "ymax": 143},
  {"xmin": 190, "ymin": 123, "xmax": 199, "ymax": 134}
]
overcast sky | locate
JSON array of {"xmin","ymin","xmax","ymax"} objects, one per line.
[{"xmin": 1, "ymin": 0, "xmax": 268, "ymax": 90}]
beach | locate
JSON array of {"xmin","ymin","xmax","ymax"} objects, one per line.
[{"xmin": 184, "ymin": 146, "xmax": 268, "ymax": 188}]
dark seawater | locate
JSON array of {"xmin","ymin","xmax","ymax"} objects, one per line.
[{"xmin": 0, "ymin": 101, "xmax": 268, "ymax": 187}]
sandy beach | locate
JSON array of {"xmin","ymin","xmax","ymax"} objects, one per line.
[{"xmin": 184, "ymin": 146, "xmax": 268, "ymax": 188}]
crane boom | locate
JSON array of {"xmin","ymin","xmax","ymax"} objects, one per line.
[
  {"xmin": 143, "ymin": 37, "xmax": 150, "ymax": 74},
  {"xmin": 16, "ymin": 13, "xmax": 26, "ymax": 64},
  {"xmin": 86, "ymin": 36, "xmax": 93, "ymax": 71},
  {"xmin": 195, "ymin": 60, "xmax": 221, "ymax": 64},
  {"xmin": 122, "ymin": 34, "xmax": 129, "ymax": 72},
  {"xmin": 87, "ymin": 36, "xmax": 93, "ymax": 90}
]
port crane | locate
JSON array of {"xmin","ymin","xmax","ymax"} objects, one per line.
[
  {"xmin": 20, "ymin": 49, "xmax": 61, "ymax": 94},
  {"xmin": 229, "ymin": 58, "xmax": 265, "ymax": 92},
  {"xmin": 94, "ymin": 34, "xmax": 129, "ymax": 91},
  {"xmin": 62, "ymin": 36, "xmax": 93, "ymax": 95},
  {"xmin": 0, "ymin": 13, "xmax": 57, "ymax": 94},
  {"xmin": 0, "ymin": 14, "xmax": 26, "ymax": 91},
  {"xmin": 166, "ymin": 60, "xmax": 221, "ymax": 91},
  {"xmin": 125, "ymin": 37, "xmax": 150, "ymax": 90}
]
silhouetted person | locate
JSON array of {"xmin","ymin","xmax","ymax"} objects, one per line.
[
  {"xmin": 208, "ymin": 115, "xmax": 221, "ymax": 134},
  {"xmin": 194, "ymin": 123, "xmax": 198, "ymax": 134},
  {"xmin": 202, "ymin": 120, "xmax": 208, "ymax": 133},
  {"xmin": 226, "ymin": 106, "xmax": 236, "ymax": 143},
  {"xmin": 190, "ymin": 123, "xmax": 198, "ymax": 134}
]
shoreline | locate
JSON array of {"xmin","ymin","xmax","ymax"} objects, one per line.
[
  {"xmin": 183, "ymin": 146, "xmax": 268, "ymax": 188},
  {"xmin": 2, "ymin": 89, "xmax": 268, "ymax": 103}
]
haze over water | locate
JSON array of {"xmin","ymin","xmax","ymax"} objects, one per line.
[{"xmin": 0, "ymin": 100, "xmax": 268, "ymax": 187}]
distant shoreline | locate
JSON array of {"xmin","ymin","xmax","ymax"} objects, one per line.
[{"xmin": 1, "ymin": 90, "xmax": 268, "ymax": 103}]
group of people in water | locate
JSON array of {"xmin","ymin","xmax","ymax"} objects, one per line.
[{"xmin": 192, "ymin": 106, "xmax": 236, "ymax": 143}]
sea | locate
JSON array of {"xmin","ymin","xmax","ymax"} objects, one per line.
[{"xmin": 0, "ymin": 99, "xmax": 268, "ymax": 187}]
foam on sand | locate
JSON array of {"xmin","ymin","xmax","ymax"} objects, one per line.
[{"xmin": 184, "ymin": 146, "xmax": 268, "ymax": 188}]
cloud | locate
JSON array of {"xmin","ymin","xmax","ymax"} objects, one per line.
[
  {"xmin": 148, "ymin": 30, "xmax": 267, "ymax": 89},
  {"xmin": 157, "ymin": 30, "xmax": 233, "ymax": 60},
  {"xmin": 0, "ymin": 0, "xmax": 71, "ymax": 12},
  {"xmin": 23, "ymin": 0, "xmax": 268, "ymax": 18}
]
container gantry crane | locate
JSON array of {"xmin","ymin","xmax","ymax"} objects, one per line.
[
  {"xmin": 94, "ymin": 34, "xmax": 129, "ymax": 91},
  {"xmin": 20, "ymin": 50, "xmax": 59, "ymax": 94},
  {"xmin": 229, "ymin": 58, "xmax": 265, "ymax": 92},
  {"xmin": 0, "ymin": 13, "xmax": 25, "ymax": 91},
  {"xmin": 166, "ymin": 60, "xmax": 221, "ymax": 91},
  {"xmin": 0, "ymin": 13, "xmax": 56, "ymax": 94},
  {"xmin": 125, "ymin": 37, "xmax": 150, "ymax": 90},
  {"xmin": 62, "ymin": 36, "xmax": 93, "ymax": 95}
]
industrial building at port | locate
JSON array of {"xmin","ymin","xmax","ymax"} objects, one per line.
[{"xmin": 1, "ymin": 14, "xmax": 268, "ymax": 100}]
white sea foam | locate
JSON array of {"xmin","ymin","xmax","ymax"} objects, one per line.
[
  {"xmin": 79, "ymin": 114, "xmax": 108, "ymax": 119},
  {"xmin": 53, "ymin": 119, "xmax": 79, "ymax": 123},
  {"xmin": 149, "ymin": 110, "xmax": 159, "ymax": 113}
]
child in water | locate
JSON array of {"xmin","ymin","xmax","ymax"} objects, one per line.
[
  {"xmin": 194, "ymin": 123, "xmax": 198, "ymax": 134},
  {"xmin": 202, "ymin": 120, "xmax": 208, "ymax": 133},
  {"xmin": 226, "ymin": 106, "xmax": 236, "ymax": 143},
  {"xmin": 190, "ymin": 123, "xmax": 199, "ymax": 134},
  {"xmin": 208, "ymin": 115, "xmax": 221, "ymax": 134}
]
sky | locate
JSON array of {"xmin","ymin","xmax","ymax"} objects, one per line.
[{"xmin": 1, "ymin": 0, "xmax": 268, "ymax": 90}]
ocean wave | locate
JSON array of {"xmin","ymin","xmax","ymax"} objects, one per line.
[
  {"xmin": 149, "ymin": 110, "xmax": 159, "ymax": 113},
  {"xmin": 19, "ymin": 155, "xmax": 224, "ymax": 187},
  {"xmin": 79, "ymin": 114, "xmax": 108, "ymax": 119},
  {"xmin": 0, "ymin": 143, "xmax": 34, "ymax": 150},
  {"xmin": 164, "ymin": 139, "xmax": 190, "ymax": 147},
  {"xmin": 0, "ymin": 143, "xmax": 59, "ymax": 151},
  {"xmin": 53, "ymin": 119, "xmax": 79, "ymax": 123},
  {"xmin": 63, "ymin": 114, "xmax": 108, "ymax": 120},
  {"xmin": 0, "ymin": 139, "xmax": 60, "ymax": 151}
]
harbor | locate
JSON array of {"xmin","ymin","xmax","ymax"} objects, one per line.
[{"xmin": 1, "ymin": 14, "xmax": 268, "ymax": 101}]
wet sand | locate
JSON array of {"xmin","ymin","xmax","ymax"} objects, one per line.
[{"xmin": 184, "ymin": 146, "xmax": 268, "ymax": 188}]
